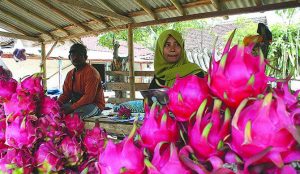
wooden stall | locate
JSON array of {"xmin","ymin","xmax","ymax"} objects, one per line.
[{"xmin": 0, "ymin": 0, "xmax": 299, "ymax": 136}]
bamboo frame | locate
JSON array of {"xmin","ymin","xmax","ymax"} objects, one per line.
[
  {"xmin": 134, "ymin": 0, "xmax": 158, "ymax": 20},
  {"xmin": 41, "ymin": 43, "xmax": 47, "ymax": 90},
  {"xmin": 128, "ymin": 24, "xmax": 135, "ymax": 99},
  {"xmin": 170, "ymin": 0, "xmax": 186, "ymax": 16}
]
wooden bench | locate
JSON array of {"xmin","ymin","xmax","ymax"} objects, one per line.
[{"xmin": 105, "ymin": 70, "xmax": 154, "ymax": 103}]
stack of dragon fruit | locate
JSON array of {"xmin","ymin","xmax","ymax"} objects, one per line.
[
  {"xmin": 0, "ymin": 30, "xmax": 299, "ymax": 173},
  {"xmin": 0, "ymin": 68, "xmax": 107, "ymax": 173}
]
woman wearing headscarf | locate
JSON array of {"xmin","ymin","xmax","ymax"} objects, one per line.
[{"xmin": 149, "ymin": 29, "xmax": 205, "ymax": 89}]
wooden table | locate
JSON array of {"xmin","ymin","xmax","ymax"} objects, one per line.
[{"xmin": 84, "ymin": 117, "xmax": 142, "ymax": 137}]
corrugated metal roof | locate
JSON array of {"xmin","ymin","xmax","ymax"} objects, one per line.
[{"xmin": 0, "ymin": 0, "xmax": 298, "ymax": 43}]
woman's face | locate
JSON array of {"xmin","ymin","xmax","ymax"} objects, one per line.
[{"xmin": 163, "ymin": 36, "xmax": 182, "ymax": 63}]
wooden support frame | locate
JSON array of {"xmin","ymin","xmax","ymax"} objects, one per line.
[
  {"xmin": 170, "ymin": 0, "xmax": 186, "ymax": 16},
  {"xmin": 6, "ymin": 0, "xmax": 70, "ymax": 36},
  {"xmin": 43, "ymin": 1, "xmax": 300, "ymax": 44},
  {"xmin": 0, "ymin": 31, "xmax": 41, "ymax": 42},
  {"xmin": 54, "ymin": 0, "xmax": 133, "ymax": 22},
  {"xmin": 37, "ymin": 0, "xmax": 92, "ymax": 32},
  {"xmin": 134, "ymin": 0, "xmax": 158, "ymax": 20},
  {"xmin": 41, "ymin": 43, "xmax": 47, "ymax": 90},
  {"xmin": 83, "ymin": 11, "xmax": 111, "ymax": 27},
  {"xmin": 128, "ymin": 24, "xmax": 135, "ymax": 99}
]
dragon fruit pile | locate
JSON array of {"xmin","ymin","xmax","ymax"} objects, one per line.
[
  {"xmin": 0, "ymin": 67, "xmax": 107, "ymax": 173},
  {"xmin": 0, "ymin": 30, "xmax": 299, "ymax": 173}
]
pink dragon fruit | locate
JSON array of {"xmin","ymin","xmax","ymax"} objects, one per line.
[
  {"xmin": 4, "ymin": 93, "xmax": 37, "ymax": 119},
  {"xmin": 83, "ymin": 122, "xmax": 107, "ymax": 157},
  {"xmin": 35, "ymin": 141, "xmax": 64, "ymax": 172},
  {"xmin": 118, "ymin": 106, "xmax": 131, "ymax": 119},
  {"xmin": 78, "ymin": 158, "xmax": 98, "ymax": 173},
  {"xmin": 97, "ymin": 122, "xmax": 145, "ymax": 174},
  {"xmin": 16, "ymin": 74, "xmax": 44, "ymax": 98},
  {"xmin": 0, "ymin": 78, "xmax": 17, "ymax": 102},
  {"xmin": 0, "ymin": 118, "xmax": 7, "ymax": 150},
  {"xmin": 39, "ymin": 96, "xmax": 60, "ymax": 116},
  {"xmin": 5, "ymin": 115, "xmax": 38, "ymax": 149},
  {"xmin": 145, "ymin": 142, "xmax": 191, "ymax": 174},
  {"xmin": 208, "ymin": 30, "xmax": 268, "ymax": 108},
  {"xmin": 64, "ymin": 113, "xmax": 84, "ymax": 136},
  {"xmin": 0, "ymin": 148, "xmax": 34, "ymax": 174},
  {"xmin": 167, "ymin": 74, "xmax": 209, "ymax": 122},
  {"xmin": 230, "ymin": 93, "xmax": 300, "ymax": 170},
  {"xmin": 37, "ymin": 114, "xmax": 65, "ymax": 143},
  {"xmin": 188, "ymin": 99, "xmax": 231, "ymax": 160},
  {"xmin": 139, "ymin": 102, "xmax": 179, "ymax": 152},
  {"xmin": 60, "ymin": 136, "xmax": 84, "ymax": 166}
]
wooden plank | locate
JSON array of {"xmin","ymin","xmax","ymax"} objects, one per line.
[
  {"xmin": 0, "ymin": 31, "xmax": 41, "ymax": 42},
  {"xmin": 170, "ymin": 0, "xmax": 186, "ymax": 16},
  {"xmin": 107, "ymin": 98, "xmax": 136, "ymax": 104},
  {"xmin": 41, "ymin": 43, "xmax": 47, "ymax": 90},
  {"xmin": 106, "ymin": 71, "xmax": 154, "ymax": 76},
  {"xmin": 106, "ymin": 82, "xmax": 149, "ymax": 91},
  {"xmin": 128, "ymin": 24, "xmax": 135, "ymax": 99},
  {"xmin": 43, "ymin": 1, "xmax": 300, "ymax": 44},
  {"xmin": 55, "ymin": 0, "xmax": 133, "ymax": 22},
  {"xmin": 134, "ymin": 0, "xmax": 158, "ymax": 20}
]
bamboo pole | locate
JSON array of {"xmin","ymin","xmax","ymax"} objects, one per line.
[
  {"xmin": 128, "ymin": 24, "xmax": 135, "ymax": 99},
  {"xmin": 41, "ymin": 43, "xmax": 47, "ymax": 90}
]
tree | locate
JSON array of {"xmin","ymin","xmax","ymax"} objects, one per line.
[{"xmin": 98, "ymin": 20, "xmax": 208, "ymax": 51}]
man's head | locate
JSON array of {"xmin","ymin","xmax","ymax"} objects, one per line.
[{"xmin": 69, "ymin": 43, "xmax": 88, "ymax": 69}]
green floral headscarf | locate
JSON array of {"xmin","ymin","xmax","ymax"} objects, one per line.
[{"xmin": 154, "ymin": 29, "xmax": 202, "ymax": 87}]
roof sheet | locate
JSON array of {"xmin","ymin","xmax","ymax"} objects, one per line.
[{"xmin": 0, "ymin": 0, "xmax": 298, "ymax": 43}]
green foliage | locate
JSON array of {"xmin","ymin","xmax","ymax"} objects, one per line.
[
  {"xmin": 267, "ymin": 24, "xmax": 300, "ymax": 78},
  {"xmin": 98, "ymin": 20, "xmax": 208, "ymax": 51}
]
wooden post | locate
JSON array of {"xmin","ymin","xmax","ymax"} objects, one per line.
[
  {"xmin": 41, "ymin": 43, "xmax": 47, "ymax": 90},
  {"xmin": 128, "ymin": 24, "xmax": 135, "ymax": 99}
]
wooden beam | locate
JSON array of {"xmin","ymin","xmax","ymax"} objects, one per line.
[
  {"xmin": 134, "ymin": 0, "xmax": 158, "ymax": 20},
  {"xmin": 0, "ymin": 7, "xmax": 54, "ymax": 39},
  {"xmin": 106, "ymin": 82, "xmax": 149, "ymax": 91},
  {"xmin": 6, "ymin": 0, "xmax": 70, "ymax": 36},
  {"xmin": 210, "ymin": 0, "xmax": 221, "ymax": 10},
  {"xmin": 106, "ymin": 71, "xmax": 154, "ymax": 76},
  {"xmin": 131, "ymin": 1, "xmax": 300, "ymax": 28},
  {"xmin": 37, "ymin": 0, "xmax": 91, "ymax": 32},
  {"xmin": 100, "ymin": 0, "xmax": 125, "ymax": 15},
  {"xmin": 255, "ymin": 0, "xmax": 263, "ymax": 6},
  {"xmin": 41, "ymin": 43, "xmax": 47, "ymax": 90},
  {"xmin": 83, "ymin": 11, "xmax": 110, "ymax": 27},
  {"xmin": 128, "ymin": 24, "xmax": 135, "ymax": 99},
  {"xmin": 170, "ymin": 0, "xmax": 186, "ymax": 16},
  {"xmin": 46, "ymin": 41, "xmax": 58, "ymax": 58},
  {"xmin": 0, "ymin": 19, "xmax": 32, "ymax": 36},
  {"xmin": 0, "ymin": 31, "xmax": 41, "ymax": 41},
  {"xmin": 43, "ymin": 1, "xmax": 300, "ymax": 44},
  {"xmin": 54, "ymin": 0, "xmax": 133, "ymax": 22},
  {"xmin": 129, "ymin": 0, "xmax": 214, "ymax": 17}
]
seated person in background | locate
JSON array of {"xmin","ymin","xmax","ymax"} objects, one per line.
[
  {"xmin": 58, "ymin": 43, "xmax": 105, "ymax": 119},
  {"xmin": 149, "ymin": 29, "xmax": 205, "ymax": 89}
]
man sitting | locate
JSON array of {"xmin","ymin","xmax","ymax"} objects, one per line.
[{"xmin": 58, "ymin": 43, "xmax": 105, "ymax": 119}]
